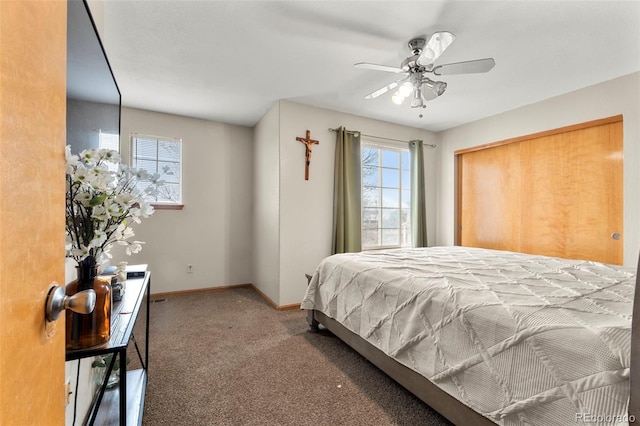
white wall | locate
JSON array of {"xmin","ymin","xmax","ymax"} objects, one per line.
[
  {"xmin": 436, "ymin": 72, "xmax": 640, "ymax": 266},
  {"xmin": 275, "ymin": 100, "xmax": 437, "ymax": 305},
  {"xmin": 111, "ymin": 107, "xmax": 254, "ymax": 294},
  {"xmin": 252, "ymin": 102, "xmax": 281, "ymax": 303}
]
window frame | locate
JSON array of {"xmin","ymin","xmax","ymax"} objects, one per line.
[
  {"xmin": 361, "ymin": 139, "xmax": 412, "ymax": 250},
  {"xmin": 130, "ymin": 133, "xmax": 184, "ymax": 210}
]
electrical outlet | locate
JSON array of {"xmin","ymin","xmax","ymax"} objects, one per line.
[
  {"xmin": 65, "ymin": 377, "xmax": 72, "ymax": 405},
  {"xmin": 187, "ymin": 264, "xmax": 193, "ymax": 274}
]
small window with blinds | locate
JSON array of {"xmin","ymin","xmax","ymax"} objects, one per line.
[{"xmin": 131, "ymin": 134, "xmax": 182, "ymax": 206}]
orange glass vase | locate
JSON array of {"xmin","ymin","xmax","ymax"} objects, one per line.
[{"xmin": 65, "ymin": 256, "xmax": 112, "ymax": 350}]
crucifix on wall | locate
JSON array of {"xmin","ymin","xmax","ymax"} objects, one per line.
[{"xmin": 295, "ymin": 130, "xmax": 319, "ymax": 180}]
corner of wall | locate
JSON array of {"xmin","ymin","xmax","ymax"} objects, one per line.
[{"xmin": 251, "ymin": 101, "xmax": 282, "ymax": 305}]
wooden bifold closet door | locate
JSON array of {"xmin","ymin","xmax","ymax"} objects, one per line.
[{"xmin": 456, "ymin": 115, "xmax": 623, "ymax": 265}]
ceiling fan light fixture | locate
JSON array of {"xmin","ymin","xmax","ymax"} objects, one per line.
[
  {"xmin": 398, "ymin": 81, "xmax": 413, "ymax": 97},
  {"xmin": 391, "ymin": 91, "xmax": 405, "ymax": 105},
  {"xmin": 423, "ymin": 78, "xmax": 447, "ymax": 96},
  {"xmin": 410, "ymin": 87, "xmax": 424, "ymax": 108}
]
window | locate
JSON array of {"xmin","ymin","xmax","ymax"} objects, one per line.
[
  {"xmin": 98, "ymin": 130, "xmax": 120, "ymax": 152},
  {"xmin": 131, "ymin": 134, "xmax": 182, "ymax": 205},
  {"xmin": 362, "ymin": 143, "xmax": 411, "ymax": 249}
]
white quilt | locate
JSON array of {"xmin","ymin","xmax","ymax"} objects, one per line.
[{"xmin": 301, "ymin": 246, "xmax": 636, "ymax": 425}]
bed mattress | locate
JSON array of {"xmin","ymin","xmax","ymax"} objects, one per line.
[{"xmin": 301, "ymin": 246, "xmax": 636, "ymax": 425}]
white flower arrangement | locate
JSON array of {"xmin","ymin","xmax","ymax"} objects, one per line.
[{"xmin": 65, "ymin": 146, "xmax": 162, "ymax": 263}]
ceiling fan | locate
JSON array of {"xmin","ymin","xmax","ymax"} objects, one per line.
[{"xmin": 355, "ymin": 31, "xmax": 495, "ymax": 114}]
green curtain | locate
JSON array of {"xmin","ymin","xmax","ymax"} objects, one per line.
[
  {"xmin": 332, "ymin": 127, "xmax": 362, "ymax": 254},
  {"xmin": 409, "ymin": 140, "xmax": 428, "ymax": 247}
]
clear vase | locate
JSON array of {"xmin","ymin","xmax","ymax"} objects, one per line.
[
  {"xmin": 65, "ymin": 256, "xmax": 112, "ymax": 350},
  {"xmin": 93, "ymin": 366, "xmax": 120, "ymax": 389}
]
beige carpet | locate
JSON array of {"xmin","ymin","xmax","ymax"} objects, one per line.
[{"xmin": 138, "ymin": 287, "xmax": 451, "ymax": 425}]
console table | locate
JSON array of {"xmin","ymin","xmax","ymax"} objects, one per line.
[{"xmin": 66, "ymin": 271, "xmax": 151, "ymax": 426}]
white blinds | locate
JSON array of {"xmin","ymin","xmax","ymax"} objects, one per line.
[{"xmin": 131, "ymin": 134, "xmax": 182, "ymax": 203}]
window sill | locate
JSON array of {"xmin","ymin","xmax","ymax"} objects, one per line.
[{"xmin": 151, "ymin": 203, "xmax": 184, "ymax": 211}]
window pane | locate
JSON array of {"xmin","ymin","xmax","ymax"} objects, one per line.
[
  {"xmin": 402, "ymin": 170, "xmax": 410, "ymax": 187},
  {"xmin": 135, "ymin": 159, "xmax": 157, "ymax": 175},
  {"xmin": 401, "ymin": 151, "xmax": 410, "ymax": 170},
  {"xmin": 381, "ymin": 168, "xmax": 399, "ymax": 188},
  {"xmin": 158, "ymin": 160, "xmax": 180, "ymax": 182},
  {"xmin": 401, "ymin": 189, "xmax": 411, "ymax": 208},
  {"xmin": 382, "ymin": 150, "xmax": 399, "ymax": 168},
  {"xmin": 362, "ymin": 187, "xmax": 380, "ymax": 208},
  {"xmin": 133, "ymin": 139, "xmax": 157, "ymax": 161},
  {"xmin": 362, "ymin": 208, "xmax": 379, "ymax": 230},
  {"xmin": 362, "ymin": 147, "xmax": 379, "ymax": 167},
  {"xmin": 158, "ymin": 140, "xmax": 180, "ymax": 162},
  {"xmin": 362, "ymin": 208, "xmax": 380, "ymax": 223},
  {"xmin": 401, "ymin": 208, "xmax": 412, "ymax": 246},
  {"xmin": 362, "ymin": 229, "xmax": 380, "ymax": 247},
  {"xmin": 362, "ymin": 166, "xmax": 379, "ymax": 187},
  {"xmin": 382, "ymin": 188, "xmax": 399, "ymax": 208},
  {"xmin": 382, "ymin": 229, "xmax": 399, "ymax": 246},
  {"xmin": 381, "ymin": 208, "xmax": 398, "ymax": 228},
  {"xmin": 157, "ymin": 183, "xmax": 180, "ymax": 203}
]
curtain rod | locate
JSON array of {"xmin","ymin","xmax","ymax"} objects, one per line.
[{"xmin": 327, "ymin": 128, "xmax": 436, "ymax": 148}]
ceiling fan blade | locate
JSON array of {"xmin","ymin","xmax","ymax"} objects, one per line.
[
  {"xmin": 354, "ymin": 62, "xmax": 405, "ymax": 73},
  {"xmin": 364, "ymin": 80, "xmax": 402, "ymax": 99},
  {"xmin": 418, "ymin": 31, "xmax": 455, "ymax": 67},
  {"xmin": 432, "ymin": 58, "xmax": 496, "ymax": 75}
]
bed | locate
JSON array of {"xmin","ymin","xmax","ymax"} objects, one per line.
[{"xmin": 301, "ymin": 246, "xmax": 640, "ymax": 425}]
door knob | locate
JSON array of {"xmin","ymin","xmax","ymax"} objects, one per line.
[
  {"xmin": 612, "ymin": 233, "xmax": 622, "ymax": 240},
  {"xmin": 45, "ymin": 284, "xmax": 96, "ymax": 322}
]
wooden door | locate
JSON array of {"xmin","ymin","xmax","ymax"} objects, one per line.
[
  {"xmin": 0, "ymin": 2, "xmax": 67, "ymax": 425},
  {"xmin": 457, "ymin": 116, "xmax": 623, "ymax": 265}
]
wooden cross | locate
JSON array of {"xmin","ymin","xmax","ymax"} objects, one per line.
[{"xmin": 296, "ymin": 130, "xmax": 319, "ymax": 180}]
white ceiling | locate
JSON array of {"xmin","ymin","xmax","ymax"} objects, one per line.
[{"xmin": 101, "ymin": 0, "xmax": 640, "ymax": 132}]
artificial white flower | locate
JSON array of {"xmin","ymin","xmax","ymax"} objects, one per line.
[
  {"xmin": 120, "ymin": 226, "xmax": 135, "ymax": 240},
  {"xmin": 116, "ymin": 193, "xmax": 135, "ymax": 207},
  {"xmin": 125, "ymin": 241, "xmax": 144, "ymax": 256},
  {"xmin": 91, "ymin": 205, "xmax": 110, "ymax": 222},
  {"xmin": 66, "ymin": 146, "xmax": 162, "ymax": 263},
  {"xmin": 75, "ymin": 192, "xmax": 92, "ymax": 206},
  {"xmin": 100, "ymin": 149, "xmax": 121, "ymax": 164},
  {"xmin": 105, "ymin": 199, "xmax": 123, "ymax": 217},
  {"xmin": 72, "ymin": 168, "xmax": 94, "ymax": 186},
  {"xmin": 88, "ymin": 230, "xmax": 107, "ymax": 249},
  {"xmin": 65, "ymin": 145, "xmax": 79, "ymax": 174}
]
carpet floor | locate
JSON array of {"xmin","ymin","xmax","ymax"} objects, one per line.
[{"xmin": 137, "ymin": 287, "xmax": 451, "ymax": 425}]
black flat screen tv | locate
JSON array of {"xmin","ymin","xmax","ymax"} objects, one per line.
[{"xmin": 67, "ymin": 0, "xmax": 121, "ymax": 154}]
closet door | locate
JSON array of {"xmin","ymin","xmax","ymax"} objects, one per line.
[{"xmin": 457, "ymin": 116, "xmax": 623, "ymax": 265}]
